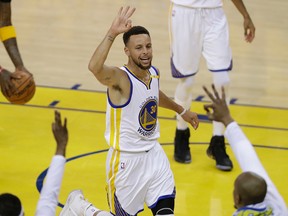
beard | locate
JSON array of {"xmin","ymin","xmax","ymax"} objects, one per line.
[
  {"xmin": 131, "ymin": 56, "xmax": 152, "ymax": 70},
  {"xmin": 137, "ymin": 62, "xmax": 151, "ymax": 70}
]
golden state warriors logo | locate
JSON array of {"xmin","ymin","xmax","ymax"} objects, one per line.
[{"xmin": 138, "ymin": 99, "xmax": 157, "ymax": 135}]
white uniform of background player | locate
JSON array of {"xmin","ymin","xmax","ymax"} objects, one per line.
[
  {"xmin": 202, "ymin": 85, "xmax": 287, "ymax": 215},
  {"xmin": 226, "ymin": 122, "xmax": 288, "ymax": 216},
  {"xmin": 105, "ymin": 66, "xmax": 175, "ymax": 215},
  {"xmin": 169, "ymin": 0, "xmax": 255, "ymax": 170},
  {"xmin": 35, "ymin": 155, "xmax": 66, "ymax": 216}
]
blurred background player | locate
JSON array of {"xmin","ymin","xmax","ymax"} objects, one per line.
[
  {"xmin": 203, "ymin": 85, "xmax": 287, "ymax": 215},
  {"xmin": 0, "ymin": 111, "xmax": 68, "ymax": 216},
  {"xmin": 169, "ymin": 0, "xmax": 255, "ymax": 171},
  {"xmin": 0, "ymin": 0, "xmax": 32, "ymax": 96}
]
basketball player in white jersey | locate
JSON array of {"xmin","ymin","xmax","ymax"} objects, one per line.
[
  {"xmin": 84, "ymin": 6, "xmax": 198, "ymax": 216},
  {"xmin": 169, "ymin": 0, "xmax": 255, "ymax": 170},
  {"xmin": 203, "ymin": 85, "xmax": 288, "ymax": 216}
]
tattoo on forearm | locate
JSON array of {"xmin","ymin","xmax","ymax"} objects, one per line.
[{"xmin": 107, "ymin": 35, "xmax": 115, "ymax": 42}]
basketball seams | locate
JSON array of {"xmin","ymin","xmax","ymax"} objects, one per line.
[
  {"xmin": 10, "ymin": 77, "xmax": 35, "ymax": 103},
  {"xmin": 4, "ymin": 73, "xmax": 36, "ymax": 104},
  {"xmin": 12, "ymin": 75, "xmax": 32, "ymax": 93}
]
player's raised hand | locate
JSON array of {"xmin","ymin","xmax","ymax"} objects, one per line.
[
  {"xmin": 109, "ymin": 6, "xmax": 136, "ymax": 37},
  {"xmin": 203, "ymin": 84, "xmax": 234, "ymax": 126},
  {"xmin": 52, "ymin": 110, "xmax": 68, "ymax": 156}
]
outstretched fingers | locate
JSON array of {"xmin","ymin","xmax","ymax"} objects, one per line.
[
  {"xmin": 123, "ymin": 6, "xmax": 135, "ymax": 28},
  {"xmin": 204, "ymin": 85, "xmax": 226, "ymax": 103},
  {"xmin": 119, "ymin": 6, "xmax": 136, "ymax": 19},
  {"xmin": 52, "ymin": 110, "xmax": 68, "ymax": 143},
  {"xmin": 112, "ymin": 6, "xmax": 136, "ymax": 34},
  {"xmin": 54, "ymin": 110, "xmax": 62, "ymax": 126},
  {"xmin": 121, "ymin": 6, "xmax": 130, "ymax": 16},
  {"xmin": 211, "ymin": 84, "xmax": 220, "ymax": 100},
  {"xmin": 221, "ymin": 86, "xmax": 226, "ymax": 102},
  {"xmin": 203, "ymin": 86, "xmax": 216, "ymax": 102},
  {"xmin": 118, "ymin": 6, "xmax": 123, "ymax": 16},
  {"xmin": 125, "ymin": 6, "xmax": 136, "ymax": 19},
  {"xmin": 52, "ymin": 110, "xmax": 67, "ymax": 132},
  {"xmin": 63, "ymin": 117, "xmax": 67, "ymax": 129}
]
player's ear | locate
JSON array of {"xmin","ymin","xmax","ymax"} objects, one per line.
[
  {"xmin": 233, "ymin": 184, "xmax": 241, "ymax": 209},
  {"xmin": 233, "ymin": 193, "xmax": 242, "ymax": 209},
  {"xmin": 124, "ymin": 46, "xmax": 130, "ymax": 57}
]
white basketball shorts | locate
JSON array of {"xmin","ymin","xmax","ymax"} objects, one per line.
[
  {"xmin": 169, "ymin": 4, "xmax": 232, "ymax": 77},
  {"xmin": 106, "ymin": 143, "xmax": 175, "ymax": 215}
]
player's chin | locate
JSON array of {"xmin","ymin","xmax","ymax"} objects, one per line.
[
  {"xmin": 140, "ymin": 62, "xmax": 152, "ymax": 70},
  {"xmin": 138, "ymin": 64, "xmax": 150, "ymax": 70}
]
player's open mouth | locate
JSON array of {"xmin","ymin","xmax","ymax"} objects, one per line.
[{"xmin": 140, "ymin": 58, "xmax": 150, "ymax": 64}]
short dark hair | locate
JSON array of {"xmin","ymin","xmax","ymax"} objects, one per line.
[
  {"xmin": 0, "ymin": 193, "xmax": 22, "ymax": 216},
  {"xmin": 123, "ymin": 26, "xmax": 150, "ymax": 45},
  {"xmin": 236, "ymin": 172, "xmax": 268, "ymax": 206}
]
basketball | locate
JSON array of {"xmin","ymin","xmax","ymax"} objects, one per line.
[{"xmin": 1, "ymin": 71, "xmax": 36, "ymax": 104}]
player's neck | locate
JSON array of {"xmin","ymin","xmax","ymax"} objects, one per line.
[{"xmin": 125, "ymin": 63, "xmax": 148, "ymax": 78}]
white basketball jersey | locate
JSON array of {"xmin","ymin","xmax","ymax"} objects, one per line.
[
  {"xmin": 171, "ymin": 0, "xmax": 223, "ymax": 8},
  {"xmin": 105, "ymin": 65, "xmax": 160, "ymax": 152}
]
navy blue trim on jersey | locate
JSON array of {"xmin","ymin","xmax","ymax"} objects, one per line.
[
  {"xmin": 151, "ymin": 66, "xmax": 159, "ymax": 76},
  {"xmin": 209, "ymin": 60, "xmax": 233, "ymax": 72},
  {"xmin": 150, "ymin": 66, "xmax": 160, "ymax": 87},
  {"xmin": 124, "ymin": 66, "xmax": 152, "ymax": 90},
  {"xmin": 171, "ymin": 57, "xmax": 197, "ymax": 78},
  {"xmin": 107, "ymin": 72, "xmax": 133, "ymax": 108},
  {"xmin": 150, "ymin": 66, "xmax": 160, "ymax": 89}
]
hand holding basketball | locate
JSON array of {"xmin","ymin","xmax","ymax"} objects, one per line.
[
  {"xmin": 0, "ymin": 67, "xmax": 18, "ymax": 95},
  {"xmin": 0, "ymin": 69, "xmax": 36, "ymax": 104}
]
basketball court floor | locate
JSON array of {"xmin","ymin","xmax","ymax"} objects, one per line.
[{"xmin": 0, "ymin": 0, "xmax": 288, "ymax": 215}]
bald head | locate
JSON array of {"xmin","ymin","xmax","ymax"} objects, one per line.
[{"xmin": 233, "ymin": 171, "xmax": 267, "ymax": 208}]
